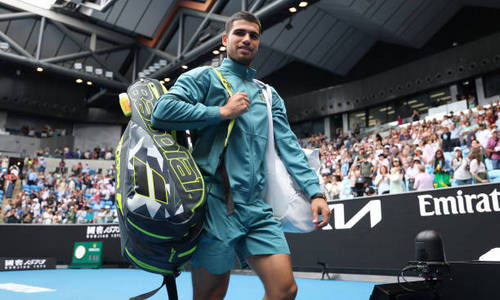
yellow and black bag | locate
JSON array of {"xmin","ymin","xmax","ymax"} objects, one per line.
[{"xmin": 115, "ymin": 78, "xmax": 206, "ymax": 300}]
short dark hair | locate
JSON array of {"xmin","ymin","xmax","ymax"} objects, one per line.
[{"xmin": 225, "ymin": 11, "xmax": 261, "ymax": 34}]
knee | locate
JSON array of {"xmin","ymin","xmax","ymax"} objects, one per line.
[
  {"xmin": 287, "ymin": 282, "xmax": 298, "ymax": 300},
  {"xmin": 268, "ymin": 281, "xmax": 298, "ymax": 300}
]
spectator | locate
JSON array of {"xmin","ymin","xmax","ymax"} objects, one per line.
[
  {"xmin": 413, "ymin": 164, "xmax": 434, "ymax": 191},
  {"xmin": 476, "ymin": 123, "xmax": 491, "ymax": 149},
  {"xmin": 359, "ymin": 154, "xmax": 374, "ymax": 186},
  {"xmin": 405, "ymin": 158, "xmax": 420, "ymax": 191},
  {"xmin": 433, "ymin": 149, "xmax": 451, "ymax": 188},
  {"xmin": 470, "ymin": 147, "xmax": 488, "ymax": 184},
  {"xmin": 412, "ymin": 109, "xmax": 420, "ymax": 121},
  {"xmin": 451, "ymin": 147, "xmax": 472, "ymax": 186},
  {"xmin": 389, "ymin": 158, "xmax": 405, "ymax": 193},
  {"xmin": 486, "ymin": 129, "xmax": 500, "ymax": 169},
  {"xmin": 374, "ymin": 164, "xmax": 390, "ymax": 195},
  {"xmin": 58, "ymin": 159, "xmax": 65, "ymax": 174},
  {"xmin": 27, "ymin": 168, "xmax": 38, "ymax": 185}
]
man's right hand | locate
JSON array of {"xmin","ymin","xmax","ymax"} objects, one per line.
[{"xmin": 220, "ymin": 92, "xmax": 250, "ymax": 120}]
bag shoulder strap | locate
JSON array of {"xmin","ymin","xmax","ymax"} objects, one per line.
[
  {"xmin": 254, "ymin": 79, "xmax": 274, "ymax": 147},
  {"xmin": 210, "ymin": 67, "xmax": 237, "ymax": 215},
  {"xmin": 130, "ymin": 274, "xmax": 178, "ymax": 300},
  {"xmin": 211, "ymin": 67, "xmax": 235, "ymax": 147}
]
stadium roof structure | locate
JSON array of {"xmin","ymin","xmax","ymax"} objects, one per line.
[{"xmin": 0, "ymin": 0, "xmax": 500, "ymax": 119}]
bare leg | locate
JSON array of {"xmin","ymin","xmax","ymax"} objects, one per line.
[
  {"xmin": 191, "ymin": 266, "xmax": 230, "ymax": 300},
  {"xmin": 247, "ymin": 254, "xmax": 297, "ymax": 300}
]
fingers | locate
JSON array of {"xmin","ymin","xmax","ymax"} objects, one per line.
[
  {"xmin": 311, "ymin": 199, "xmax": 331, "ymax": 230},
  {"xmin": 221, "ymin": 92, "xmax": 250, "ymax": 119},
  {"xmin": 317, "ymin": 206, "xmax": 331, "ymax": 228},
  {"xmin": 312, "ymin": 206, "xmax": 319, "ymax": 228}
]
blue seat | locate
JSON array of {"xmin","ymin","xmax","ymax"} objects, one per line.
[
  {"xmin": 485, "ymin": 159, "xmax": 494, "ymax": 171},
  {"xmin": 443, "ymin": 152, "xmax": 453, "ymax": 163},
  {"xmin": 488, "ymin": 170, "xmax": 500, "ymax": 182},
  {"xmin": 22, "ymin": 185, "xmax": 30, "ymax": 191}
]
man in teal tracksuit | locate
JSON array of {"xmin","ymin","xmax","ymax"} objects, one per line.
[{"xmin": 151, "ymin": 11, "xmax": 330, "ymax": 300}]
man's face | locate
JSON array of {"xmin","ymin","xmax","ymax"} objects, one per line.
[{"xmin": 222, "ymin": 20, "xmax": 260, "ymax": 66}]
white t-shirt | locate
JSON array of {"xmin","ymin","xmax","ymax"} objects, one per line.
[{"xmin": 470, "ymin": 159, "xmax": 486, "ymax": 175}]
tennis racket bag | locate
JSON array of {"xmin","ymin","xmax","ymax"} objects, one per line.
[{"xmin": 115, "ymin": 78, "xmax": 206, "ymax": 300}]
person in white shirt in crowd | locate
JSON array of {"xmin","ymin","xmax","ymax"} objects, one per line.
[
  {"xmin": 449, "ymin": 122, "xmax": 461, "ymax": 148},
  {"xmin": 76, "ymin": 206, "xmax": 87, "ymax": 224},
  {"xmin": 469, "ymin": 147, "xmax": 489, "ymax": 183},
  {"xmin": 413, "ymin": 164, "xmax": 435, "ymax": 190},
  {"xmin": 475, "ymin": 122, "xmax": 491, "ymax": 150},
  {"xmin": 327, "ymin": 174, "xmax": 344, "ymax": 200},
  {"xmin": 422, "ymin": 138, "xmax": 436, "ymax": 165},
  {"xmin": 104, "ymin": 205, "xmax": 114, "ymax": 223},
  {"xmin": 441, "ymin": 114, "xmax": 453, "ymax": 128},
  {"xmin": 374, "ymin": 153, "xmax": 390, "ymax": 176},
  {"xmin": 405, "ymin": 157, "xmax": 421, "ymax": 191},
  {"xmin": 451, "ymin": 147, "xmax": 472, "ymax": 186},
  {"xmin": 389, "ymin": 158, "xmax": 405, "ymax": 193},
  {"xmin": 374, "ymin": 164, "xmax": 390, "ymax": 195}
]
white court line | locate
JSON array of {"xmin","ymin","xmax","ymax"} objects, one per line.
[{"xmin": 0, "ymin": 283, "xmax": 56, "ymax": 293}]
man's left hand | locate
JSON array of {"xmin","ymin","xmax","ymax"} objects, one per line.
[{"xmin": 311, "ymin": 198, "xmax": 330, "ymax": 230}]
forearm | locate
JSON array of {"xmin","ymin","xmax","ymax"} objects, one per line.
[{"xmin": 151, "ymin": 95, "xmax": 221, "ymax": 130}]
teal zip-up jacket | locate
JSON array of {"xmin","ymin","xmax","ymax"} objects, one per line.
[{"xmin": 151, "ymin": 59, "xmax": 321, "ymax": 204}]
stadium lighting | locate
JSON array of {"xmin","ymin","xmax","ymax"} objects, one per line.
[
  {"xmin": 219, "ymin": 46, "xmax": 226, "ymax": 51},
  {"xmin": 75, "ymin": 78, "xmax": 83, "ymax": 84},
  {"xmin": 0, "ymin": 42, "xmax": 9, "ymax": 51},
  {"xmin": 212, "ymin": 50, "xmax": 220, "ymax": 55},
  {"xmin": 289, "ymin": 7, "xmax": 297, "ymax": 13},
  {"xmin": 164, "ymin": 78, "xmax": 171, "ymax": 82},
  {"xmin": 22, "ymin": 0, "xmax": 56, "ymax": 10},
  {"xmin": 181, "ymin": 65, "xmax": 188, "ymax": 70},
  {"xmin": 95, "ymin": 68, "xmax": 103, "ymax": 76},
  {"xmin": 85, "ymin": 65, "xmax": 93, "ymax": 73},
  {"xmin": 105, "ymin": 71, "xmax": 113, "ymax": 79},
  {"xmin": 74, "ymin": 62, "xmax": 82, "ymax": 70},
  {"xmin": 36, "ymin": 67, "xmax": 44, "ymax": 72},
  {"xmin": 86, "ymin": 81, "xmax": 93, "ymax": 86},
  {"xmin": 299, "ymin": 2, "xmax": 308, "ymax": 7}
]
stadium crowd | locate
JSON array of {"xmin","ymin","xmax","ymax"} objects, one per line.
[
  {"xmin": 3, "ymin": 102, "xmax": 500, "ymax": 222},
  {"xmin": 33, "ymin": 145, "xmax": 115, "ymax": 160},
  {"xmin": 2, "ymin": 157, "xmax": 117, "ymax": 224},
  {"xmin": 299, "ymin": 102, "xmax": 500, "ymax": 201}
]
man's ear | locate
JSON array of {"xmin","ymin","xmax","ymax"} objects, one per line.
[{"xmin": 222, "ymin": 33, "xmax": 228, "ymax": 46}]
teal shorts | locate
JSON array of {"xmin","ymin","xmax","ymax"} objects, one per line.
[{"xmin": 191, "ymin": 192, "xmax": 290, "ymax": 274}]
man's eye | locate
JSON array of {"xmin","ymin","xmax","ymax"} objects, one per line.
[
  {"xmin": 250, "ymin": 33, "xmax": 260, "ymax": 40},
  {"xmin": 234, "ymin": 30, "xmax": 246, "ymax": 36}
]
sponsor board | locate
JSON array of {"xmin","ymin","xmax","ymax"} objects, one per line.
[
  {"xmin": 0, "ymin": 257, "xmax": 56, "ymax": 271},
  {"xmin": 85, "ymin": 225, "xmax": 120, "ymax": 239},
  {"xmin": 286, "ymin": 182, "xmax": 500, "ymax": 273}
]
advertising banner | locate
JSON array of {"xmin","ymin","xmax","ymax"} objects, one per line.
[
  {"xmin": 1, "ymin": 183, "xmax": 499, "ymax": 274},
  {"xmin": 71, "ymin": 241, "xmax": 103, "ymax": 268},
  {"xmin": 286, "ymin": 182, "xmax": 500, "ymax": 274},
  {"xmin": 0, "ymin": 257, "xmax": 56, "ymax": 271},
  {"xmin": 0, "ymin": 224, "xmax": 123, "ymax": 265}
]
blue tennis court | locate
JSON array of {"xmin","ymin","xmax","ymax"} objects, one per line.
[{"xmin": 0, "ymin": 268, "xmax": 379, "ymax": 299}]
